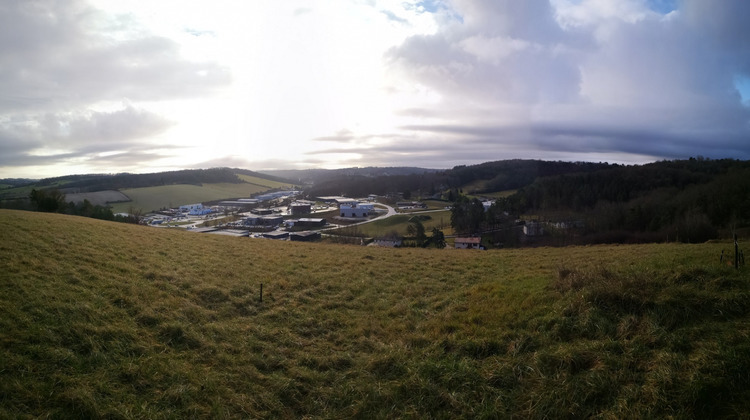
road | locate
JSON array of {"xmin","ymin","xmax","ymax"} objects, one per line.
[{"xmin": 320, "ymin": 203, "xmax": 396, "ymax": 231}]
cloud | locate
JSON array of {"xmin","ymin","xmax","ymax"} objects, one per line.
[
  {"xmin": 383, "ymin": 0, "xmax": 750, "ymax": 163},
  {"xmin": 0, "ymin": 1, "xmax": 230, "ymax": 114},
  {"xmin": 0, "ymin": 106, "xmax": 174, "ymax": 166},
  {"xmin": 0, "ymin": 0, "xmax": 232, "ymax": 177}
]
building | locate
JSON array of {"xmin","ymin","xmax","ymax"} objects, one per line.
[
  {"xmin": 179, "ymin": 203, "xmax": 212, "ymax": 215},
  {"xmin": 296, "ymin": 218, "xmax": 326, "ymax": 228},
  {"xmin": 396, "ymin": 201, "xmax": 426, "ymax": 209},
  {"xmin": 255, "ymin": 190, "xmax": 300, "ymax": 201},
  {"xmin": 455, "ymin": 237, "xmax": 482, "ymax": 249},
  {"xmin": 250, "ymin": 208, "xmax": 274, "ymax": 215},
  {"xmin": 317, "ymin": 196, "xmax": 350, "ymax": 204},
  {"xmin": 290, "ymin": 231, "xmax": 321, "ymax": 242},
  {"xmin": 290, "ymin": 202, "xmax": 312, "ymax": 215},
  {"xmin": 219, "ymin": 198, "xmax": 260, "ymax": 209},
  {"xmin": 523, "ymin": 221, "xmax": 544, "ymax": 236},
  {"xmin": 262, "ymin": 231, "xmax": 289, "ymax": 240},
  {"xmin": 243, "ymin": 215, "xmax": 283, "ymax": 226},
  {"xmin": 373, "ymin": 237, "xmax": 402, "ymax": 247},
  {"xmin": 339, "ymin": 202, "xmax": 374, "ymax": 218}
]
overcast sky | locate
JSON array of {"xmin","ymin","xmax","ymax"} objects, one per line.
[{"xmin": 1, "ymin": 0, "xmax": 749, "ymax": 178}]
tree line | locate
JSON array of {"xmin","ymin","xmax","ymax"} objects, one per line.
[
  {"xmin": 490, "ymin": 158, "xmax": 750, "ymax": 244},
  {"xmin": 23, "ymin": 188, "xmax": 139, "ymax": 224}
]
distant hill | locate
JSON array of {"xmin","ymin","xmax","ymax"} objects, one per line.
[
  {"xmin": 260, "ymin": 166, "xmax": 440, "ymax": 185},
  {"xmin": 3, "ymin": 209, "xmax": 749, "ymax": 418},
  {"xmin": 0, "ymin": 168, "xmax": 296, "ymax": 213},
  {"xmin": 501, "ymin": 158, "xmax": 750, "ymax": 243},
  {"xmin": 299, "ymin": 160, "xmax": 612, "ymax": 198}
]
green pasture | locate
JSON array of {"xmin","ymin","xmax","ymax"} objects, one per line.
[
  {"xmin": 111, "ymin": 183, "xmax": 273, "ymax": 213},
  {"xmin": 237, "ymin": 174, "xmax": 293, "ymax": 189},
  {"xmin": 330, "ymin": 210, "xmax": 453, "ymax": 238}
]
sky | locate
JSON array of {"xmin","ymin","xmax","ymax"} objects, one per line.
[{"xmin": 1, "ymin": 0, "xmax": 749, "ymax": 179}]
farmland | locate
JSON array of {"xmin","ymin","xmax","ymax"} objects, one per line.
[
  {"xmin": 111, "ymin": 182, "xmax": 288, "ymax": 214},
  {"xmin": 2, "ymin": 209, "xmax": 749, "ymax": 418}
]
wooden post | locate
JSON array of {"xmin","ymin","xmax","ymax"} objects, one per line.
[
  {"xmin": 260, "ymin": 283, "xmax": 263, "ymax": 303},
  {"xmin": 735, "ymin": 234, "xmax": 739, "ymax": 270}
]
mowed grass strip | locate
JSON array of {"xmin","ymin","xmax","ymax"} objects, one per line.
[{"xmin": 1, "ymin": 209, "xmax": 749, "ymax": 418}]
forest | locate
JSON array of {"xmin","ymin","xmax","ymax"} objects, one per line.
[{"xmin": 451, "ymin": 158, "xmax": 750, "ymax": 245}]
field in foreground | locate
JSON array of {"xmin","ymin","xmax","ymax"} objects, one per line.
[{"xmin": 2, "ymin": 209, "xmax": 749, "ymax": 418}]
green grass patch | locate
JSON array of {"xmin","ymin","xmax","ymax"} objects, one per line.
[
  {"xmin": 236, "ymin": 174, "xmax": 293, "ymax": 190},
  {"xmin": 329, "ymin": 210, "xmax": 453, "ymax": 238},
  {"xmin": 1, "ymin": 209, "xmax": 749, "ymax": 417},
  {"xmin": 479, "ymin": 189, "xmax": 517, "ymax": 199}
]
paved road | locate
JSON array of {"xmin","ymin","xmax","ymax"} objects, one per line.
[{"xmin": 320, "ymin": 203, "xmax": 396, "ymax": 231}]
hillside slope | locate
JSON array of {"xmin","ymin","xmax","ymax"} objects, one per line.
[
  {"xmin": 2, "ymin": 210, "xmax": 749, "ymax": 418},
  {"xmin": 1, "ymin": 168, "xmax": 295, "ymax": 213}
]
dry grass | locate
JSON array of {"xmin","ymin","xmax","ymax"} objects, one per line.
[{"xmin": 1, "ymin": 209, "xmax": 748, "ymax": 418}]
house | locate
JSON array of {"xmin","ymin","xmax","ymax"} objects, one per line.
[
  {"xmin": 290, "ymin": 231, "xmax": 321, "ymax": 242},
  {"xmin": 455, "ymin": 237, "xmax": 482, "ymax": 249},
  {"xmin": 339, "ymin": 202, "xmax": 374, "ymax": 218}
]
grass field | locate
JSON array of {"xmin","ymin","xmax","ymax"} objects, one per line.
[
  {"xmin": 2, "ymin": 209, "xmax": 749, "ymax": 418},
  {"xmin": 478, "ymin": 189, "xmax": 517, "ymax": 199},
  {"xmin": 111, "ymin": 183, "xmax": 280, "ymax": 213},
  {"xmin": 330, "ymin": 210, "xmax": 453, "ymax": 238},
  {"xmin": 236, "ymin": 174, "xmax": 292, "ymax": 190}
]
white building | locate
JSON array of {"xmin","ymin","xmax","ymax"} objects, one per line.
[
  {"xmin": 339, "ymin": 202, "xmax": 374, "ymax": 218},
  {"xmin": 179, "ymin": 203, "xmax": 212, "ymax": 215},
  {"xmin": 455, "ymin": 237, "xmax": 482, "ymax": 249},
  {"xmin": 523, "ymin": 221, "xmax": 544, "ymax": 236}
]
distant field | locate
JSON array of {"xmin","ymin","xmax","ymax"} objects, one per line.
[
  {"xmin": 65, "ymin": 190, "xmax": 130, "ymax": 206},
  {"xmin": 3, "ymin": 209, "xmax": 750, "ymax": 418},
  {"xmin": 111, "ymin": 183, "xmax": 276, "ymax": 213},
  {"xmin": 479, "ymin": 189, "xmax": 517, "ymax": 199},
  {"xmin": 237, "ymin": 174, "xmax": 292, "ymax": 189}
]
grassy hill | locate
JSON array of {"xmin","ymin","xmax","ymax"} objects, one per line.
[
  {"xmin": 2, "ymin": 209, "xmax": 750, "ymax": 418},
  {"xmin": 1, "ymin": 168, "xmax": 295, "ymax": 214},
  {"xmin": 111, "ymin": 182, "xmax": 282, "ymax": 214}
]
